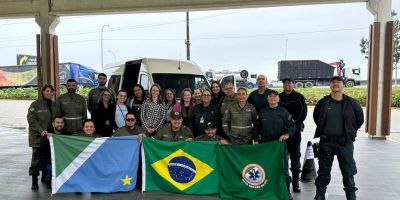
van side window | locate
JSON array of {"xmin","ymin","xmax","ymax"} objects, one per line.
[
  {"xmin": 108, "ymin": 75, "xmax": 121, "ymax": 93},
  {"xmin": 140, "ymin": 74, "xmax": 149, "ymax": 91}
]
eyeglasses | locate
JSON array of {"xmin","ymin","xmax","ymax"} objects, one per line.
[
  {"xmin": 126, "ymin": 118, "xmax": 135, "ymax": 122},
  {"xmin": 202, "ymin": 94, "xmax": 211, "ymax": 97}
]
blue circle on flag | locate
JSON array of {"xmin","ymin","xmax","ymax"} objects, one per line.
[{"xmin": 168, "ymin": 156, "xmax": 196, "ymax": 183}]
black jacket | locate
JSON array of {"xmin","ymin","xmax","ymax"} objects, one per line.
[
  {"xmin": 92, "ymin": 102, "xmax": 117, "ymax": 137},
  {"xmin": 279, "ymin": 90, "xmax": 307, "ymax": 128},
  {"xmin": 313, "ymin": 94, "xmax": 364, "ymax": 140},
  {"xmin": 257, "ymin": 106, "xmax": 296, "ymax": 143},
  {"xmin": 190, "ymin": 103, "xmax": 220, "ymax": 137}
]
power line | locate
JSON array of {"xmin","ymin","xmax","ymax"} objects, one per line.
[
  {"xmin": 0, "ymin": 10, "xmax": 249, "ymax": 41},
  {"xmin": 0, "ymin": 26, "xmax": 368, "ymax": 48}
]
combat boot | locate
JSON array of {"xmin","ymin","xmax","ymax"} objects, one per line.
[
  {"xmin": 314, "ymin": 194, "xmax": 326, "ymax": 200},
  {"xmin": 41, "ymin": 169, "xmax": 47, "ymax": 183},
  {"xmin": 345, "ymin": 192, "xmax": 356, "ymax": 200},
  {"xmin": 29, "ymin": 167, "xmax": 40, "ymax": 190},
  {"xmin": 292, "ymin": 174, "xmax": 301, "ymax": 193},
  {"xmin": 31, "ymin": 175, "xmax": 39, "ymax": 190}
]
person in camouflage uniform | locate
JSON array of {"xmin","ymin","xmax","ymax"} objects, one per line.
[
  {"xmin": 155, "ymin": 112, "xmax": 193, "ymax": 141},
  {"xmin": 27, "ymin": 84, "xmax": 56, "ymax": 190},
  {"xmin": 222, "ymin": 87, "xmax": 257, "ymax": 144},
  {"xmin": 56, "ymin": 79, "xmax": 87, "ymax": 134}
]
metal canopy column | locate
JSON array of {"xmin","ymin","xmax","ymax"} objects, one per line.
[
  {"xmin": 366, "ymin": 0, "xmax": 394, "ymax": 138},
  {"xmin": 35, "ymin": 0, "xmax": 60, "ymax": 97}
]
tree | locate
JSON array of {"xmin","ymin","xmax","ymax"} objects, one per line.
[{"xmin": 360, "ymin": 10, "xmax": 400, "ymax": 86}]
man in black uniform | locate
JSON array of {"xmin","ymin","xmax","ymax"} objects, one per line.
[
  {"xmin": 313, "ymin": 76, "xmax": 364, "ymax": 200},
  {"xmin": 247, "ymin": 74, "xmax": 272, "ymax": 113},
  {"xmin": 279, "ymin": 78, "xmax": 307, "ymax": 193}
]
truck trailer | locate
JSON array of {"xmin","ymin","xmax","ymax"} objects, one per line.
[
  {"xmin": 0, "ymin": 62, "xmax": 98, "ymax": 88},
  {"xmin": 277, "ymin": 60, "xmax": 360, "ymax": 88}
]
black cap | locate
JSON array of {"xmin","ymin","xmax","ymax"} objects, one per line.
[
  {"xmin": 206, "ymin": 121, "xmax": 217, "ymax": 129},
  {"xmin": 170, "ymin": 112, "xmax": 182, "ymax": 119},
  {"xmin": 329, "ymin": 76, "xmax": 344, "ymax": 82},
  {"xmin": 268, "ymin": 90, "xmax": 279, "ymax": 96},
  {"xmin": 281, "ymin": 78, "xmax": 294, "ymax": 83}
]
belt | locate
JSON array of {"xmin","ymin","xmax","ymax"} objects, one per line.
[
  {"xmin": 231, "ymin": 125, "xmax": 252, "ymax": 129},
  {"xmin": 63, "ymin": 117, "xmax": 83, "ymax": 120}
]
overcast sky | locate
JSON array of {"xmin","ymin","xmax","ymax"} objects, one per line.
[{"xmin": 0, "ymin": 1, "xmax": 399, "ymax": 80}]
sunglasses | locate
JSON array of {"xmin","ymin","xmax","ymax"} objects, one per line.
[{"xmin": 126, "ymin": 118, "xmax": 135, "ymax": 122}]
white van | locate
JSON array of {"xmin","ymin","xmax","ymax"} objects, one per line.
[{"xmin": 104, "ymin": 58, "xmax": 210, "ymax": 98}]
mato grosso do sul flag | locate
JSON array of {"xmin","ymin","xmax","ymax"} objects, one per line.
[
  {"xmin": 141, "ymin": 138, "xmax": 219, "ymax": 195},
  {"xmin": 217, "ymin": 140, "xmax": 288, "ymax": 200},
  {"xmin": 49, "ymin": 135, "xmax": 139, "ymax": 194}
]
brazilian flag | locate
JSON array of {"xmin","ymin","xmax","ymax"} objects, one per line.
[
  {"xmin": 217, "ymin": 140, "xmax": 288, "ymax": 200},
  {"xmin": 142, "ymin": 138, "xmax": 219, "ymax": 195}
]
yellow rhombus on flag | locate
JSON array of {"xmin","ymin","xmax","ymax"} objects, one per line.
[{"xmin": 151, "ymin": 149, "xmax": 214, "ymax": 191}]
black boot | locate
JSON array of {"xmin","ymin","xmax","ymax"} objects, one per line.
[
  {"xmin": 29, "ymin": 167, "xmax": 39, "ymax": 190},
  {"xmin": 287, "ymin": 182, "xmax": 293, "ymax": 200},
  {"xmin": 41, "ymin": 170, "xmax": 47, "ymax": 183},
  {"xmin": 314, "ymin": 193, "xmax": 326, "ymax": 200},
  {"xmin": 345, "ymin": 192, "xmax": 356, "ymax": 200},
  {"xmin": 292, "ymin": 173, "xmax": 301, "ymax": 193},
  {"xmin": 31, "ymin": 175, "xmax": 39, "ymax": 190}
]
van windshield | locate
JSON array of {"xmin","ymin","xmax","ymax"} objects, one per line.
[{"xmin": 152, "ymin": 73, "xmax": 210, "ymax": 95}]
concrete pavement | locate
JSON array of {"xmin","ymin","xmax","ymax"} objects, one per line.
[{"xmin": 1, "ymin": 100, "xmax": 400, "ymax": 199}]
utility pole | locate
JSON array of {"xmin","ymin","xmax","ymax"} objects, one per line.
[
  {"xmin": 284, "ymin": 39, "xmax": 288, "ymax": 60},
  {"xmin": 185, "ymin": 11, "xmax": 191, "ymax": 60}
]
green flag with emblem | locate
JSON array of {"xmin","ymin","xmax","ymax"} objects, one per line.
[
  {"xmin": 142, "ymin": 138, "xmax": 219, "ymax": 195},
  {"xmin": 217, "ymin": 140, "xmax": 288, "ymax": 200}
]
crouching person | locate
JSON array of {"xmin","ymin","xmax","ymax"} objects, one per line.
[
  {"xmin": 195, "ymin": 121, "xmax": 229, "ymax": 144},
  {"xmin": 39, "ymin": 116, "xmax": 67, "ymax": 189},
  {"xmin": 154, "ymin": 112, "xmax": 193, "ymax": 141}
]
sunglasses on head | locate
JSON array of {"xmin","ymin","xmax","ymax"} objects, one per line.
[{"xmin": 126, "ymin": 118, "xmax": 135, "ymax": 122}]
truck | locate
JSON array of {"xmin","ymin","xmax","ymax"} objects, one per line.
[
  {"xmin": 277, "ymin": 60, "xmax": 360, "ymax": 88},
  {"xmin": 205, "ymin": 69, "xmax": 257, "ymax": 89},
  {"xmin": 0, "ymin": 62, "xmax": 98, "ymax": 88}
]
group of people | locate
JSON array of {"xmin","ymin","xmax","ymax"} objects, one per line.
[{"xmin": 27, "ymin": 72, "xmax": 364, "ymax": 200}]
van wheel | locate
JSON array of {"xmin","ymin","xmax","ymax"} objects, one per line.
[
  {"xmin": 304, "ymin": 82, "xmax": 314, "ymax": 88},
  {"xmin": 295, "ymin": 82, "xmax": 303, "ymax": 88},
  {"xmin": 346, "ymin": 80, "xmax": 355, "ymax": 87}
]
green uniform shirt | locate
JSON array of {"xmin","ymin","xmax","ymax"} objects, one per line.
[
  {"xmin": 56, "ymin": 93, "xmax": 87, "ymax": 134},
  {"xmin": 113, "ymin": 125, "xmax": 146, "ymax": 137},
  {"xmin": 154, "ymin": 124, "xmax": 193, "ymax": 141},
  {"xmin": 27, "ymin": 99, "xmax": 56, "ymax": 147},
  {"xmin": 322, "ymin": 99, "xmax": 345, "ymax": 137},
  {"xmin": 194, "ymin": 134, "xmax": 222, "ymax": 142},
  {"xmin": 222, "ymin": 102, "xmax": 257, "ymax": 144},
  {"xmin": 220, "ymin": 94, "xmax": 236, "ymax": 118}
]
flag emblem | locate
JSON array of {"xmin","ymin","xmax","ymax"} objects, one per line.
[
  {"xmin": 241, "ymin": 163, "xmax": 267, "ymax": 188},
  {"xmin": 151, "ymin": 149, "xmax": 213, "ymax": 191}
]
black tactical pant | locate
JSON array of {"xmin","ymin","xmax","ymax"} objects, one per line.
[
  {"xmin": 287, "ymin": 129, "xmax": 302, "ymax": 176},
  {"xmin": 315, "ymin": 141, "xmax": 357, "ymax": 199}
]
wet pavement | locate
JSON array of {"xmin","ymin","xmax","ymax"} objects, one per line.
[{"xmin": 0, "ymin": 100, "xmax": 400, "ymax": 199}]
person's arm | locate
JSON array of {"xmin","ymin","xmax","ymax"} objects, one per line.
[
  {"xmin": 82, "ymin": 96, "xmax": 88, "ymax": 120},
  {"xmin": 313, "ymin": 98, "xmax": 323, "ymax": 125},
  {"xmin": 222, "ymin": 108, "xmax": 231, "ymax": 136},
  {"xmin": 140, "ymin": 101, "xmax": 149, "ymax": 131},
  {"xmin": 353, "ymin": 100, "xmax": 364, "ymax": 129},
  {"xmin": 87, "ymin": 90, "xmax": 93, "ymax": 114},
  {"xmin": 27, "ymin": 101, "xmax": 45, "ymax": 135},
  {"xmin": 154, "ymin": 103, "xmax": 167, "ymax": 131},
  {"xmin": 296, "ymin": 94, "xmax": 308, "ymax": 126},
  {"xmin": 250, "ymin": 106, "xmax": 258, "ymax": 142}
]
